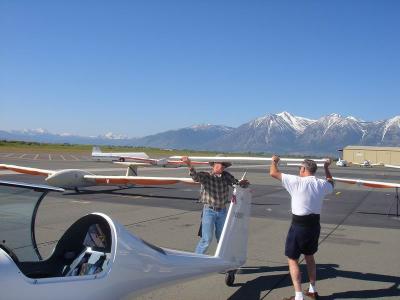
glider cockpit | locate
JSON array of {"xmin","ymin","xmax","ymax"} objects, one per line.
[{"xmin": 0, "ymin": 180, "xmax": 115, "ymax": 280}]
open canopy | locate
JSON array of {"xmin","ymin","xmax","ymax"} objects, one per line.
[{"xmin": 0, "ymin": 180, "xmax": 63, "ymax": 261}]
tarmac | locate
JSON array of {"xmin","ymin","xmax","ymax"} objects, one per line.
[{"xmin": 0, "ymin": 152, "xmax": 399, "ymax": 299}]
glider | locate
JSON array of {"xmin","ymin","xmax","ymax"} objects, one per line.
[
  {"xmin": 0, "ymin": 163, "xmax": 195, "ymax": 190},
  {"xmin": 91, "ymin": 146, "xmax": 149, "ymax": 162},
  {"xmin": 0, "ymin": 180, "xmax": 251, "ymax": 299},
  {"xmin": 92, "ymin": 146, "xmax": 208, "ymax": 167}
]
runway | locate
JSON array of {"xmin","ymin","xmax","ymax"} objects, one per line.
[{"xmin": 0, "ymin": 152, "xmax": 399, "ymax": 299}]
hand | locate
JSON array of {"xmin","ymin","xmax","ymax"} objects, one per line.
[
  {"xmin": 239, "ymin": 179, "xmax": 249, "ymax": 188},
  {"xmin": 272, "ymin": 155, "xmax": 280, "ymax": 164},
  {"xmin": 181, "ymin": 156, "xmax": 191, "ymax": 166},
  {"xmin": 324, "ymin": 158, "xmax": 332, "ymax": 168}
]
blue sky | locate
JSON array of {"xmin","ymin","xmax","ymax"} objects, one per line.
[{"xmin": 1, "ymin": 1, "xmax": 399, "ymax": 137}]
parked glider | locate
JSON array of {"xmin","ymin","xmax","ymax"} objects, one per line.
[
  {"xmin": 0, "ymin": 163, "xmax": 195, "ymax": 190},
  {"xmin": 115, "ymin": 157, "xmax": 209, "ymax": 168},
  {"xmin": 91, "ymin": 146, "xmax": 149, "ymax": 162},
  {"xmin": 92, "ymin": 146, "xmax": 208, "ymax": 167},
  {"xmin": 0, "ymin": 180, "xmax": 251, "ymax": 299}
]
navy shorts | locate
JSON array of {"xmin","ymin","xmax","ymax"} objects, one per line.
[{"xmin": 285, "ymin": 223, "xmax": 321, "ymax": 259}]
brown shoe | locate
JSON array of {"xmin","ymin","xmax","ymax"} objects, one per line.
[{"xmin": 304, "ymin": 290, "xmax": 319, "ymax": 299}]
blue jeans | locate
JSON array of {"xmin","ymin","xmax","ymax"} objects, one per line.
[{"xmin": 195, "ymin": 206, "xmax": 227, "ymax": 254}]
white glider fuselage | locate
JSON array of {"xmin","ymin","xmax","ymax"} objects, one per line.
[
  {"xmin": 46, "ymin": 169, "xmax": 96, "ymax": 189},
  {"xmin": 0, "ymin": 187, "xmax": 251, "ymax": 299}
]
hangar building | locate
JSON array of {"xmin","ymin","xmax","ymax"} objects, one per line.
[{"xmin": 343, "ymin": 146, "xmax": 400, "ymax": 165}]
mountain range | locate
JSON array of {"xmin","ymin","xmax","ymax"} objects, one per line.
[{"xmin": 1, "ymin": 112, "xmax": 399, "ymax": 155}]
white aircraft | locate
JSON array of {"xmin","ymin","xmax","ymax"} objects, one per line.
[
  {"xmin": 93, "ymin": 146, "xmax": 208, "ymax": 167},
  {"xmin": 336, "ymin": 158, "xmax": 348, "ymax": 167},
  {"xmin": 0, "ymin": 163, "xmax": 195, "ymax": 190},
  {"xmin": 351, "ymin": 160, "xmax": 381, "ymax": 168},
  {"xmin": 0, "ymin": 180, "xmax": 251, "ymax": 299},
  {"xmin": 91, "ymin": 146, "xmax": 149, "ymax": 162},
  {"xmin": 115, "ymin": 157, "xmax": 209, "ymax": 168}
]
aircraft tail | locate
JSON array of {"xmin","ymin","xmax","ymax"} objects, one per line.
[
  {"xmin": 92, "ymin": 146, "xmax": 102, "ymax": 154},
  {"xmin": 214, "ymin": 186, "xmax": 251, "ymax": 268}
]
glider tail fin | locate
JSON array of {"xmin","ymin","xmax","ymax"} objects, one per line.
[{"xmin": 215, "ymin": 186, "xmax": 251, "ymax": 268}]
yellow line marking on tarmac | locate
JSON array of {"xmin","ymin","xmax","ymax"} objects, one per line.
[
  {"xmin": 70, "ymin": 155, "xmax": 79, "ymax": 161},
  {"xmin": 4, "ymin": 153, "xmax": 14, "ymax": 157},
  {"xmin": 19, "ymin": 154, "xmax": 27, "ymax": 158},
  {"xmin": 34, "ymin": 154, "xmax": 39, "ymax": 160},
  {"xmin": 49, "ymin": 154, "xmax": 52, "ymax": 161},
  {"xmin": 60, "ymin": 155, "xmax": 66, "ymax": 161}
]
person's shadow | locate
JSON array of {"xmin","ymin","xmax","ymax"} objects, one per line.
[{"xmin": 228, "ymin": 264, "xmax": 400, "ymax": 300}]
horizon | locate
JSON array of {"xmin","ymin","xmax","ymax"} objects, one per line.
[
  {"xmin": 3, "ymin": 111, "xmax": 399, "ymax": 138},
  {"xmin": 1, "ymin": 1, "xmax": 399, "ymax": 136}
]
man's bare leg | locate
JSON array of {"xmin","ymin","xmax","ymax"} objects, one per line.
[
  {"xmin": 304, "ymin": 255, "xmax": 316, "ymax": 292},
  {"xmin": 288, "ymin": 258, "xmax": 302, "ymax": 292},
  {"xmin": 304, "ymin": 255, "xmax": 316, "ymax": 285}
]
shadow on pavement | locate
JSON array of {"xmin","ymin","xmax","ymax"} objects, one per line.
[{"xmin": 229, "ymin": 264, "xmax": 400, "ymax": 300}]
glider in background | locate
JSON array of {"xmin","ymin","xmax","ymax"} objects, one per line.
[
  {"xmin": 91, "ymin": 146, "xmax": 149, "ymax": 162},
  {"xmin": 0, "ymin": 163, "xmax": 195, "ymax": 190},
  {"xmin": 93, "ymin": 146, "xmax": 208, "ymax": 167}
]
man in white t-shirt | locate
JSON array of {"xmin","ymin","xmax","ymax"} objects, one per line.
[{"xmin": 270, "ymin": 155, "xmax": 333, "ymax": 300}]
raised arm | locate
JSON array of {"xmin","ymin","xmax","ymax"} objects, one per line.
[
  {"xmin": 182, "ymin": 156, "xmax": 202, "ymax": 182},
  {"xmin": 270, "ymin": 155, "xmax": 282, "ymax": 181},
  {"xmin": 324, "ymin": 158, "xmax": 334, "ymax": 186}
]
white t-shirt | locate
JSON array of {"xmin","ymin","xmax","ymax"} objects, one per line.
[{"xmin": 281, "ymin": 173, "xmax": 333, "ymax": 216}]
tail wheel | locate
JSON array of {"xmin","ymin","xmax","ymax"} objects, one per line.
[
  {"xmin": 225, "ymin": 270, "xmax": 235, "ymax": 286},
  {"xmin": 119, "ymin": 157, "xmax": 125, "ymax": 162}
]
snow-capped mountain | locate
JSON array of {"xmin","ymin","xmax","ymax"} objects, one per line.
[
  {"xmin": 361, "ymin": 116, "xmax": 400, "ymax": 146},
  {"xmin": 1, "ymin": 112, "xmax": 399, "ymax": 155},
  {"xmin": 276, "ymin": 111, "xmax": 316, "ymax": 133},
  {"xmin": 297, "ymin": 114, "xmax": 367, "ymax": 153},
  {"xmin": 202, "ymin": 112, "xmax": 314, "ymax": 152}
]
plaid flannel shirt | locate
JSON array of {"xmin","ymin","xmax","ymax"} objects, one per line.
[{"xmin": 189, "ymin": 167, "xmax": 239, "ymax": 208}]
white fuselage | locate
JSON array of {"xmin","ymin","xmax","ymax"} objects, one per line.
[
  {"xmin": 0, "ymin": 220, "xmax": 231, "ymax": 300},
  {"xmin": 0, "ymin": 187, "xmax": 251, "ymax": 299}
]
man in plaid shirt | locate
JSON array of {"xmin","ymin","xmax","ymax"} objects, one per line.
[{"xmin": 182, "ymin": 156, "xmax": 249, "ymax": 254}]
